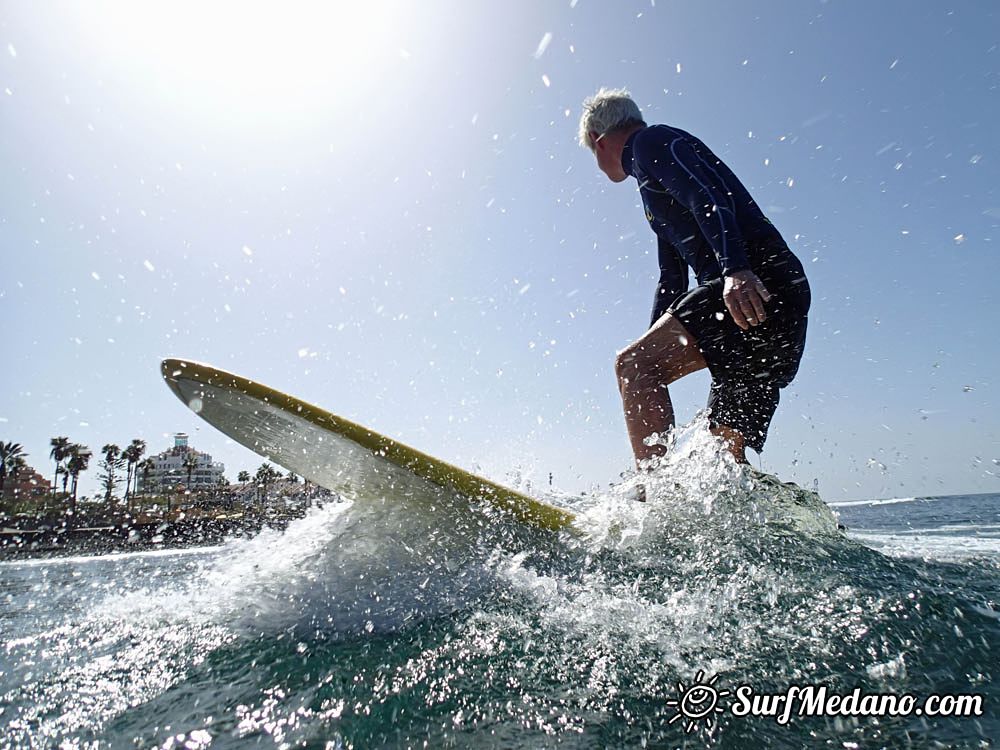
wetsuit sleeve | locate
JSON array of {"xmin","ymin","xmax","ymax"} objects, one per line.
[
  {"xmin": 641, "ymin": 135, "xmax": 751, "ymax": 276},
  {"xmin": 650, "ymin": 235, "xmax": 689, "ymax": 328}
]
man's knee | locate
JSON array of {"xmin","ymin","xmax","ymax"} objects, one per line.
[
  {"xmin": 615, "ymin": 344, "xmax": 655, "ymax": 384},
  {"xmin": 615, "ymin": 339, "xmax": 691, "ymax": 387},
  {"xmin": 613, "ymin": 347, "xmax": 632, "ymax": 381}
]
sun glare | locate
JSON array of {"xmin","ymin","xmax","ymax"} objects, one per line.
[{"xmin": 78, "ymin": 1, "xmax": 406, "ymax": 130}]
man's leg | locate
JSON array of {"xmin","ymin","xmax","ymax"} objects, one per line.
[
  {"xmin": 614, "ymin": 313, "xmax": 707, "ymax": 466},
  {"xmin": 710, "ymin": 425, "xmax": 746, "ymax": 463}
]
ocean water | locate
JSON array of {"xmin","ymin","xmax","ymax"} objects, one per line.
[{"xmin": 2, "ymin": 426, "xmax": 997, "ymax": 748}]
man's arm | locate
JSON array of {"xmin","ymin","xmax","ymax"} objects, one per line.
[
  {"xmin": 650, "ymin": 236, "xmax": 689, "ymax": 328},
  {"xmin": 642, "ymin": 134, "xmax": 750, "ymax": 275},
  {"xmin": 641, "ymin": 133, "xmax": 770, "ymax": 330}
]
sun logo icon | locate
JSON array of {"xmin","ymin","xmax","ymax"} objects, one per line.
[{"xmin": 665, "ymin": 670, "xmax": 730, "ymax": 733}]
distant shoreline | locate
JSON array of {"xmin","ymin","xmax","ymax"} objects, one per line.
[{"xmin": 0, "ymin": 512, "xmax": 305, "ymax": 562}]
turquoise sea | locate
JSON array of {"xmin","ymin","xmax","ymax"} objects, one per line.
[{"xmin": 2, "ymin": 428, "xmax": 997, "ymax": 748}]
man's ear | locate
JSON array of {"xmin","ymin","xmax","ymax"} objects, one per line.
[{"xmin": 589, "ymin": 130, "xmax": 603, "ymax": 149}]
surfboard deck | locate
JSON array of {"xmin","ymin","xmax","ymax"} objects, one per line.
[{"xmin": 161, "ymin": 359, "xmax": 576, "ymax": 532}]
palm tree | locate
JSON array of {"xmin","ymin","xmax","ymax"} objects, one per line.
[
  {"xmin": 138, "ymin": 458, "xmax": 155, "ymax": 497},
  {"xmin": 66, "ymin": 445, "xmax": 91, "ymax": 516},
  {"xmin": 133, "ymin": 447, "xmax": 148, "ymax": 497},
  {"xmin": 212, "ymin": 475, "xmax": 229, "ymax": 503},
  {"xmin": 100, "ymin": 444, "xmax": 123, "ymax": 505},
  {"xmin": 255, "ymin": 463, "xmax": 280, "ymax": 507},
  {"xmin": 10, "ymin": 455, "xmax": 28, "ymax": 485},
  {"xmin": 0, "ymin": 441, "xmax": 26, "ymax": 495},
  {"xmin": 183, "ymin": 450, "xmax": 199, "ymax": 489},
  {"xmin": 49, "ymin": 436, "xmax": 71, "ymax": 499},
  {"xmin": 60, "ymin": 464, "xmax": 71, "ymax": 496},
  {"xmin": 122, "ymin": 439, "xmax": 147, "ymax": 510},
  {"xmin": 237, "ymin": 470, "xmax": 250, "ymax": 483}
]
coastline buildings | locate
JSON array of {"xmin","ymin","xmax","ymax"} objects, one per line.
[
  {"xmin": 139, "ymin": 433, "xmax": 226, "ymax": 493},
  {"xmin": 0, "ymin": 464, "xmax": 48, "ymax": 502}
]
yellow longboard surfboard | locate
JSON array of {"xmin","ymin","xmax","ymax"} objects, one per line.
[{"xmin": 161, "ymin": 359, "xmax": 576, "ymax": 532}]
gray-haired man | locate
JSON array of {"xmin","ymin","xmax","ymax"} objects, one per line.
[{"xmin": 580, "ymin": 88, "xmax": 810, "ymax": 466}]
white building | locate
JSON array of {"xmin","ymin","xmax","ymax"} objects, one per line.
[{"xmin": 139, "ymin": 433, "xmax": 226, "ymax": 492}]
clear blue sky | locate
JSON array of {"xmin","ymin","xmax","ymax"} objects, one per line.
[{"xmin": 2, "ymin": 1, "xmax": 998, "ymax": 501}]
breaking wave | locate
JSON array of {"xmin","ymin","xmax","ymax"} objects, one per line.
[{"xmin": 2, "ymin": 421, "xmax": 996, "ymax": 747}]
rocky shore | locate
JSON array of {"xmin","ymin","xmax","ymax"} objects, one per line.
[{"xmin": 0, "ymin": 508, "xmax": 312, "ymax": 561}]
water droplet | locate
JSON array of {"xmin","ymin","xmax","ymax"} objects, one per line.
[{"xmin": 534, "ymin": 32, "xmax": 553, "ymax": 59}]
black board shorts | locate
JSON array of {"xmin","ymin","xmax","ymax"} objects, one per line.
[{"xmin": 667, "ymin": 248, "xmax": 810, "ymax": 453}]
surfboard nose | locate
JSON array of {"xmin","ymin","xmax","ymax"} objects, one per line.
[{"xmin": 161, "ymin": 358, "xmax": 186, "ymax": 380}]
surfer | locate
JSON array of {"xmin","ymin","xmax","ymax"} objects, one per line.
[{"xmin": 579, "ymin": 88, "xmax": 810, "ymax": 466}]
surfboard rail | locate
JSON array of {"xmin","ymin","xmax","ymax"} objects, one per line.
[{"xmin": 161, "ymin": 358, "xmax": 576, "ymax": 532}]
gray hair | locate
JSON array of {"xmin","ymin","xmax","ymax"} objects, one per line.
[{"xmin": 578, "ymin": 88, "xmax": 645, "ymax": 151}]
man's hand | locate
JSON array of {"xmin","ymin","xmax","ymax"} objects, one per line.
[{"xmin": 724, "ymin": 270, "xmax": 772, "ymax": 330}]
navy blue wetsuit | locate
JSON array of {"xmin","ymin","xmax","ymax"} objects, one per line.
[{"xmin": 621, "ymin": 124, "xmax": 810, "ymax": 452}]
